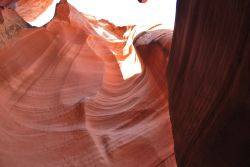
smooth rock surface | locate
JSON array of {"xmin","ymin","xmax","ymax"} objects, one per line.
[{"xmin": 0, "ymin": 1, "xmax": 176, "ymax": 167}]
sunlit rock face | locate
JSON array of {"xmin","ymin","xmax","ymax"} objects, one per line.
[
  {"xmin": 0, "ymin": 0, "xmax": 54, "ymax": 21},
  {"xmin": 0, "ymin": 1, "xmax": 176, "ymax": 167}
]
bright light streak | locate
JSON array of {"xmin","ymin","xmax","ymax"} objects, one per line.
[
  {"xmin": 68, "ymin": 0, "xmax": 176, "ymax": 29},
  {"xmin": 29, "ymin": 0, "xmax": 176, "ymax": 29},
  {"xmin": 27, "ymin": 0, "xmax": 177, "ymax": 80},
  {"xmin": 28, "ymin": 0, "xmax": 60, "ymax": 27}
]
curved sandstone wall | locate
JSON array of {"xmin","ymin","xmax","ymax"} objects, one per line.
[{"xmin": 0, "ymin": 1, "xmax": 176, "ymax": 167}]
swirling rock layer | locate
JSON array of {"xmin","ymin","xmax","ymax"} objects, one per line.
[{"xmin": 0, "ymin": 1, "xmax": 176, "ymax": 167}]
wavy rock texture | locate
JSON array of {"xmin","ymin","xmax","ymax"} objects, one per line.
[
  {"xmin": 168, "ymin": 0, "xmax": 250, "ymax": 167},
  {"xmin": 0, "ymin": 1, "xmax": 176, "ymax": 167}
]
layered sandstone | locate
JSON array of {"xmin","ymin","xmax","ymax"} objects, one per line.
[{"xmin": 0, "ymin": 1, "xmax": 176, "ymax": 167}]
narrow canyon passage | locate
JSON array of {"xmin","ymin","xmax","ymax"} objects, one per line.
[{"xmin": 1, "ymin": 0, "xmax": 249, "ymax": 167}]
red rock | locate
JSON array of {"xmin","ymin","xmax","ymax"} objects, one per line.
[
  {"xmin": 0, "ymin": 0, "xmax": 15, "ymax": 7},
  {"xmin": 0, "ymin": 1, "xmax": 176, "ymax": 167},
  {"xmin": 0, "ymin": 7, "xmax": 27, "ymax": 47},
  {"xmin": 15, "ymin": 0, "xmax": 53, "ymax": 22},
  {"xmin": 138, "ymin": 0, "xmax": 148, "ymax": 3}
]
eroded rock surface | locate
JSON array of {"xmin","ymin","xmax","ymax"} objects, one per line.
[
  {"xmin": 0, "ymin": 1, "xmax": 176, "ymax": 167},
  {"xmin": 0, "ymin": 8, "xmax": 27, "ymax": 47}
]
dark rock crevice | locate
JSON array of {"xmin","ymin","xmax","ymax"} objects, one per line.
[{"xmin": 168, "ymin": 0, "xmax": 250, "ymax": 166}]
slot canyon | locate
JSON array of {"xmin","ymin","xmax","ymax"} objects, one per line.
[{"xmin": 0, "ymin": 0, "xmax": 249, "ymax": 167}]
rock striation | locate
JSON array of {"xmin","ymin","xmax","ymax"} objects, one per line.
[
  {"xmin": 168, "ymin": 0, "xmax": 250, "ymax": 167},
  {"xmin": 0, "ymin": 1, "xmax": 176, "ymax": 167}
]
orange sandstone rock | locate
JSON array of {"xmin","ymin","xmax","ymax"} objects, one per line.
[{"xmin": 0, "ymin": 1, "xmax": 176, "ymax": 167}]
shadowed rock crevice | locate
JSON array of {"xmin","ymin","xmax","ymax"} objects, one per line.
[{"xmin": 168, "ymin": 0, "xmax": 250, "ymax": 166}]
